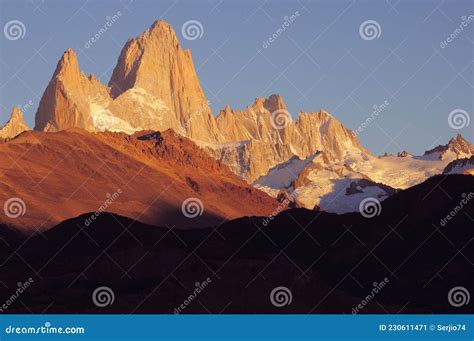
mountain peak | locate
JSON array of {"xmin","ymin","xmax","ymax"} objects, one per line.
[
  {"xmin": 424, "ymin": 134, "xmax": 473, "ymax": 159},
  {"xmin": 35, "ymin": 19, "xmax": 218, "ymax": 141},
  {"xmin": 447, "ymin": 133, "xmax": 473, "ymax": 154},
  {"xmin": 252, "ymin": 94, "xmax": 287, "ymax": 114},
  {"xmin": 146, "ymin": 19, "xmax": 180, "ymax": 45},
  {"xmin": 53, "ymin": 48, "xmax": 80, "ymax": 78},
  {"xmin": 319, "ymin": 108, "xmax": 331, "ymax": 117},
  {"xmin": 35, "ymin": 47, "xmax": 110, "ymax": 132},
  {"xmin": 10, "ymin": 106, "xmax": 23, "ymax": 120},
  {"xmin": 449, "ymin": 133, "xmax": 468, "ymax": 145},
  {"xmin": 107, "ymin": 18, "xmax": 214, "ymax": 142},
  {"xmin": 149, "ymin": 19, "xmax": 173, "ymax": 32},
  {"xmin": 0, "ymin": 107, "xmax": 30, "ymax": 139}
]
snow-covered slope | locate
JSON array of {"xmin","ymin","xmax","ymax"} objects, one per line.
[
  {"xmin": 352, "ymin": 154, "xmax": 450, "ymax": 189},
  {"xmin": 254, "ymin": 135, "xmax": 473, "ymax": 214},
  {"xmin": 254, "ymin": 152, "xmax": 396, "ymax": 213},
  {"xmin": 253, "ymin": 152, "xmax": 320, "ymax": 197},
  {"xmin": 443, "ymin": 156, "xmax": 474, "ymax": 175}
]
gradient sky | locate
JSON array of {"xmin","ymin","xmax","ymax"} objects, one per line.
[{"xmin": 0, "ymin": 0, "xmax": 472, "ymax": 155}]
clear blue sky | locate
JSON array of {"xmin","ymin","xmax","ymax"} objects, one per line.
[{"xmin": 0, "ymin": 0, "xmax": 472, "ymax": 155}]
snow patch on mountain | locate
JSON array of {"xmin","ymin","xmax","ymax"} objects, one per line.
[
  {"xmin": 354, "ymin": 155, "xmax": 450, "ymax": 189},
  {"xmin": 296, "ymin": 172, "xmax": 391, "ymax": 213},
  {"xmin": 254, "ymin": 152, "xmax": 395, "ymax": 213},
  {"xmin": 443, "ymin": 156, "xmax": 474, "ymax": 175},
  {"xmin": 254, "ymin": 152, "xmax": 320, "ymax": 191},
  {"xmin": 126, "ymin": 87, "xmax": 170, "ymax": 117}
]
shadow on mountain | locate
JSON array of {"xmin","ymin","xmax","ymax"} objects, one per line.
[{"xmin": 0, "ymin": 175, "xmax": 472, "ymax": 314}]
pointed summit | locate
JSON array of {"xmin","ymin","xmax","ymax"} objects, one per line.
[
  {"xmin": 0, "ymin": 107, "xmax": 30, "ymax": 139},
  {"xmin": 447, "ymin": 133, "xmax": 474, "ymax": 155},
  {"xmin": 107, "ymin": 19, "xmax": 219, "ymax": 141},
  {"xmin": 34, "ymin": 19, "xmax": 219, "ymax": 140},
  {"xmin": 53, "ymin": 48, "xmax": 80, "ymax": 79},
  {"xmin": 35, "ymin": 48, "xmax": 110, "ymax": 132},
  {"xmin": 424, "ymin": 134, "xmax": 473, "ymax": 160},
  {"xmin": 252, "ymin": 94, "xmax": 287, "ymax": 114},
  {"xmin": 108, "ymin": 18, "xmax": 203, "ymax": 100},
  {"xmin": 148, "ymin": 19, "xmax": 180, "ymax": 42}
]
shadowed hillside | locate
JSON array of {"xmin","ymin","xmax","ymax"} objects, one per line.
[{"xmin": 0, "ymin": 175, "xmax": 472, "ymax": 314}]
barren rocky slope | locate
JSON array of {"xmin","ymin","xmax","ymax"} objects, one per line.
[{"xmin": 0, "ymin": 129, "xmax": 279, "ymax": 232}]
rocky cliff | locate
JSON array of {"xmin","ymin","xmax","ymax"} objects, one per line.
[{"xmin": 0, "ymin": 107, "xmax": 30, "ymax": 139}]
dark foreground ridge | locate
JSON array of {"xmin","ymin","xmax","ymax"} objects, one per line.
[{"xmin": 0, "ymin": 175, "xmax": 473, "ymax": 314}]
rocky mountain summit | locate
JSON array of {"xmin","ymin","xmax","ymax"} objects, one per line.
[
  {"xmin": 35, "ymin": 20, "xmax": 219, "ymax": 141},
  {"xmin": 32, "ymin": 19, "xmax": 370, "ymax": 185},
  {"xmin": 23, "ymin": 18, "xmax": 474, "ymax": 215},
  {"xmin": 203, "ymin": 95, "xmax": 368, "ymax": 182},
  {"xmin": 0, "ymin": 107, "xmax": 30, "ymax": 139},
  {"xmin": 424, "ymin": 134, "xmax": 474, "ymax": 160}
]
